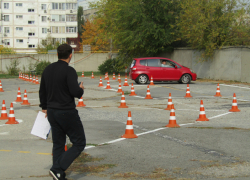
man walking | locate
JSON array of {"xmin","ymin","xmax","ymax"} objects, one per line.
[{"xmin": 39, "ymin": 44, "xmax": 86, "ymax": 180}]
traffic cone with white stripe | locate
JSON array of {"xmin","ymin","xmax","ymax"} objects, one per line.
[
  {"xmin": 165, "ymin": 93, "xmax": 174, "ymax": 110},
  {"xmin": 104, "ymin": 72, "xmax": 108, "ymax": 80},
  {"xmin": 149, "ymin": 76, "xmax": 155, "ymax": 85},
  {"xmin": 196, "ymin": 100, "xmax": 209, "ymax": 121},
  {"xmin": 184, "ymin": 84, "xmax": 192, "ymax": 98},
  {"xmin": 26, "ymin": 74, "xmax": 29, "ymax": 81},
  {"xmin": 19, "ymin": 73, "xmax": 21, "ymax": 79},
  {"xmin": 21, "ymin": 90, "xmax": 30, "ymax": 105},
  {"xmin": 123, "ymin": 75, "xmax": 129, "ymax": 86},
  {"xmin": 32, "ymin": 75, "xmax": 36, "ymax": 84},
  {"xmin": 21, "ymin": 74, "xmax": 25, "ymax": 80},
  {"xmin": 229, "ymin": 93, "xmax": 240, "ymax": 112},
  {"xmin": 112, "ymin": 72, "xmax": 116, "ymax": 80},
  {"xmin": 121, "ymin": 111, "xmax": 138, "ymax": 138},
  {"xmin": 29, "ymin": 74, "xmax": 33, "ymax": 82},
  {"xmin": 105, "ymin": 78, "xmax": 112, "ymax": 89},
  {"xmin": 117, "ymin": 81, "xmax": 123, "ymax": 93},
  {"xmin": 214, "ymin": 83, "xmax": 222, "ymax": 97},
  {"xmin": 82, "ymin": 71, "xmax": 84, "ymax": 77},
  {"xmin": 129, "ymin": 83, "xmax": 137, "ymax": 96},
  {"xmin": 117, "ymin": 73, "xmax": 121, "ymax": 82},
  {"xmin": 145, "ymin": 85, "xmax": 153, "ymax": 99},
  {"xmin": 76, "ymin": 97, "xmax": 86, "ymax": 107},
  {"xmin": 5, "ymin": 103, "xmax": 19, "ymax": 124},
  {"xmin": 15, "ymin": 87, "xmax": 22, "ymax": 102},
  {"xmin": 0, "ymin": 100, "xmax": 8, "ymax": 120},
  {"xmin": 166, "ymin": 104, "xmax": 180, "ymax": 128},
  {"xmin": 98, "ymin": 77, "xmax": 104, "ymax": 87},
  {"xmin": 91, "ymin": 72, "xmax": 94, "ymax": 79},
  {"xmin": 118, "ymin": 92, "xmax": 128, "ymax": 108},
  {"xmin": 35, "ymin": 76, "xmax": 40, "ymax": 84},
  {"xmin": 0, "ymin": 80, "xmax": 4, "ymax": 92}
]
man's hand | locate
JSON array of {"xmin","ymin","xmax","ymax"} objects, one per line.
[
  {"xmin": 79, "ymin": 82, "xmax": 84, "ymax": 90},
  {"xmin": 42, "ymin": 110, "xmax": 47, "ymax": 118}
]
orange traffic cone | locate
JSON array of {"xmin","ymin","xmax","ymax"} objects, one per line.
[
  {"xmin": 121, "ymin": 111, "xmax": 138, "ymax": 138},
  {"xmin": 123, "ymin": 75, "xmax": 129, "ymax": 86},
  {"xmin": 98, "ymin": 77, "xmax": 104, "ymax": 87},
  {"xmin": 184, "ymin": 84, "xmax": 192, "ymax": 98},
  {"xmin": 65, "ymin": 144, "xmax": 68, "ymax": 151},
  {"xmin": 112, "ymin": 72, "xmax": 116, "ymax": 80},
  {"xmin": 196, "ymin": 100, "xmax": 209, "ymax": 121},
  {"xmin": 19, "ymin": 73, "xmax": 21, "ymax": 79},
  {"xmin": 76, "ymin": 97, "xmax": 86, "ymax": 107},
  {"xmin": 118, "ymin": 92, "xmax": 128, "ymax": 108},
  {"xmin": 0, "ymin": 100, "xmax": 8, "ymax": 120},
  {"xmin": 0, "ymin": 80, "xmax": 4, "ymax": 92},
  {"xmin": 166, "ymin": 104, "xmax": 180, "ymax": 128},
  {"xmin": 5, "ymin": 103, "xmax": 19, "ymax": 124},
  {"xmin": 129, "ymin": 83, "xmax": 137, "ymax": 96},
  {"xmin": 82, "ymin": 71, "xmax": 84, "ymax": 77},
  {"xmin": 165, "ymin": 93, "xmax": 174, "ymax": 110},
  {"xmin": 15, "ymin": 87, "xmax": 22, "ymax": 102},
  {"xmin": 149, "ymin": 76, "xmax": 155, "ymax": 85},
  {"xmin": 21, "ymin": 74, "xmax": 24, "ymax": 80},
  {"xmin": 229, "ymin": 93, "xmax": 240, "ymax": 112},
  {"xmin": 105, "ymin": 78, "xmax": 112, "ymax": 89},
  {"xmin": 26, "ymin": 74, "xmax": 29, "ymax": 81},
  {"xmin": 91, "ymin": 72, "xmax": 94, "ymax": 79},
  {"xmin": 214, "ymin": 83, "xmax": 222, "ymax": 97},
  {"xmin": 29, "ymin": 74, "xmax": 33, "ymax": 82},
  {"xmin": 21, "ymin": 90, "xmax": 30, "ymax": 105},
  {"xmin": 35, "ymin": 76, "xmax": 40, "ymax": 84},
  {"xmin": 104, "ymin": 72, "xmax": 108, "ymax": 80},
  {"xmin": 145, "ymin": 85, "xmax": 153, "ymax": 99},
  {"xmin": 117, "ymin": 81, "xmax": 123, "ymax": 93},
  {"xmin": 117, "ymin": 73, "xmax": 121, "ymax": 82},
  {"xmin": 32, "ymin": 75, "xmax": 36, "ymax": 84}
]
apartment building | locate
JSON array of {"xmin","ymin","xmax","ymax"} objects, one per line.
[{"xmin": 0, "ymin": 0, "xmax": 78, "ymax": 53}]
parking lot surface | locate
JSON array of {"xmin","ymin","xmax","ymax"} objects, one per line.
[{"xmin": 0, "ymin": 76, "xmax": 250, "ymax": 180}]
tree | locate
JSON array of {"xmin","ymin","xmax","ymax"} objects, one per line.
[
  {"xmin": 80, "ymin": 18, "xmax": 110, "ymax": 51},
  {"xmin": 77, "ymin": 6, "xmax": 85, "ymax": 42},
  {"xmin": 176, "ymin": 0, "xmax": 250, "ymax": 60},
  {"xmin": 36, "ymin": 34, "xmax": 65, "ymax": 53},
  {"xmin": 94, "ymin": 0, "xmax": 182, "ymax": 60},
  {"xmin": 0, "ymin": 45, "xmax": 16, "ymax": 54}
]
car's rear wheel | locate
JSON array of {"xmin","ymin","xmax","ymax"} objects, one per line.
[
  {"xmin": 179, "ymin": 74, "xmax": 191, "ymax": 84},
  {"xmin": 136, "ymin": 74, "xmax": 149, "ymax": 84}
]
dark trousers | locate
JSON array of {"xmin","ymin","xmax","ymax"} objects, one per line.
[{"xmin": 47, "ymin": 108, "xmax": 86, "ymax": 173}]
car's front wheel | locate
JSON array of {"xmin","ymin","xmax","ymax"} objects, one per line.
[
  {"xmin": 179, "ymin": 74, "xmax": 191, "ymax": 84},
  {"xmin": 136, "ymin": 74, "xmax": 149, "ymax": 84}
]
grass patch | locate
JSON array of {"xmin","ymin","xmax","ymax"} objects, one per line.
[
  {"xmin": 186, "ymin": 127, "xmax": 250, "ymax": 130},
  {"xmin": 0, "ymin": 74, "xmax": 18, "ymax": 79},
  {"xmin": 77, "ymin": 71, "xmax": 128, "ymax": 77},
  {"xmin": 197, "ymin": 78, "xmax": 250, "ymax": 86},
  {"xmin": 66, "ymin": 152, "xmax": 115, "ymax": 174},
  {"xmin": 123, "ymin": 91, "xmax": 130, "ymax": 95}
]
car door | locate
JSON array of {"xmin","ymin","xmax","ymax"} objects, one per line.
[
  {"xmin": 161, "ymin": 60, "xmax": 182, "ymax": 80},
  {"xmin": 146, "ymin": 59, "xmax": 162, "ymax": 80}
]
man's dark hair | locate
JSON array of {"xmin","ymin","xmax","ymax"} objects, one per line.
[{"xmin": 57, "ymin": 44, "xmax": 72, "ymax": 59}]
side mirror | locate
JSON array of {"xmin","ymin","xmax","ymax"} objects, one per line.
[{"xmin": 175, "ymin": 65, "xmax": 177, "ymax": 69}]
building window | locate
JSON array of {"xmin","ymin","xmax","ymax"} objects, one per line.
[
  {"xmin": 66, "ymin": 27, "xmax": 77, "ymax": 33},
  {"xmin": 53, "ymin": 38, "xmax": 66, "ymax": 44},
  {"xmin": 41, "ymin": 16, "xmax": 47, "ymax": 22},
  {"xmin": 16, "ymin": 3, "xmax": 22, "ymax": 7},
  {"xmin": 41, "ymin": 4, "xmax": 47, "ymax": 10},
  {"xmin": 52, "ymin": 3, "xmax": 66, "ymax": 10},
  {"xmin": 51, "ymin": 15, "xmax": 65, "ymax": 22},
  {"xmin": 51, "ymin": 26, "xmax": 65, "ymax": 33},
  {"xmin": 4, "ymin": 39, "xmax": 10, "ymax": 45},
  {"xmin": 42, "ymin": 28, "xmax": 47, "ymax": 33},
  {"xmin": 28, "ymin": 32, "xmax": 35, "ymax": 36},
  {"xmin": 28, "ymin": 44, "xmax": 35, "ymax": 48},
  {"xmin": 66, "ymin": 3, "xmax": 77, "ymax": 10},
  {"xmin": 66, "ymin": 15, "xmax": 77, "ymax": 22},
  {"xmin": 4, "ymin": 3, "xmax": 9, "ymax": 9},
  {"xmin": 16, "ymin": 39, "xmax": 23, "ymax": 43},
  {"xmin": 28, "ymin": 21, "xmax": 35, "ymax": 24},
  {"xmin": 16, "ymin": 15, "xmax": 23, "ymax": 19},
  {"xmin": 16, "ymin": 27, "xmax": 23, "ymax": 31},
  {"xmin": 4, "ymin": 15, "xmax": 9, "ymax": 21},
  {"xmin": 4, "ymin": 27, "xmax": 10, "ymax": 33},
  {"xmin": 28, "ymin": 9, "xmax": 35, "ymax": 12}
]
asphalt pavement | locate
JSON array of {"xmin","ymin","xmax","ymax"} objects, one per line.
[{"xmin": 0, "ymin": 76, "xmax": 250, "ymax": 180}]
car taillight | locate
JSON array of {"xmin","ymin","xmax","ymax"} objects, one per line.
[{"xmin": 132, "ymin": 67, "xmax": 137, "ymax": 70}]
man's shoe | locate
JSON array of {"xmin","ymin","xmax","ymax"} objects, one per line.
[{"xmin": 49, "ymin": 170, "xmax": 65, "ymax": 180}]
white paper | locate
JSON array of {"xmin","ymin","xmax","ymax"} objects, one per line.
[{"xmin": 31, "ymin": 111, "xmax": 51, "ymax": 139}]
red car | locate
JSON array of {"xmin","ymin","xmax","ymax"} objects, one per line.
[{"xmin": 129, "ymin": 57, "xmax": 197, "ymax": 84}]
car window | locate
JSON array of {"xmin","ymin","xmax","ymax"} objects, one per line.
[
  {"xmin": 140, "ymin": 60, "xmax": 146, "ymax": 66},
  {"xmin": 130, "ymin": 60, "xmax": 136, "ymax": 68},
  {"xmin": 147, "ymin": 59, "xmax": 160, "ymax": 67}
]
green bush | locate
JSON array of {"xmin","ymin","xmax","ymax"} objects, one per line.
[
  {"xmin": 98, "ymin": 58, "xmax": 125, "ymax": 75},
  {"xmin": 6, "ymin": 59, "xmax": 20, "ymax": 75},
  {"xmin": 36, "ymin": 61, "xmax": 51, "ymax": 75}
]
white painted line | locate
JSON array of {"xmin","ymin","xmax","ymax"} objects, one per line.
[
  {"xmin": 238, "ymin": 99, "xmax": 250, "ymax": 102},
  {"xmin": 28, "ymin": 99, "xmax": 39, "ymax": 101},
  {"xmin": 86, "ymin": 106, "xmax": 102, "ymax": 108},
  {"xmin": 179, "ymin": 123, "xmax": 195, "ymax": 126},
  {"xmin": 16, "ymin": 119, "xmax": 23, "ymax": 123},
  {"xmin": 208, "ymin": 112, "xmax": 232, "ymax": 120},
  {"xmin": 85, "ymin": 146, "xmax": 95, "ymax": 149},
  {"xmin": 220, "ymin": 84, "xmax": 250, "ymax": 90},
  {"xmin": 99, "ymin": 138, "xmax": 126, "ymax": 145},
  {"xmin": 0, "ymin": 132, "xmax": 9, "ymax": 135},
  {"xmin": 136, "ymin": 128, "xmax": 165, "ymax": 136},
  {"xmin": 0, "ymin": 124, "xmax": 6, "ymax": 127}
]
